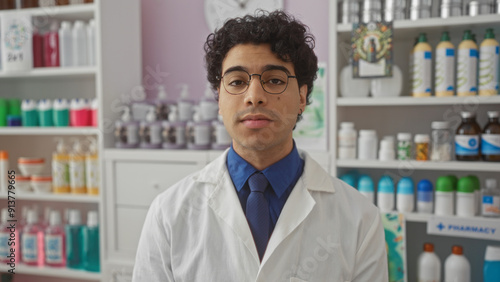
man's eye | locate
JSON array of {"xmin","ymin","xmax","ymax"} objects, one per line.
[
  {"xmin": 229, "ymin": 80, "xmax": 247, "ymax": 86},
  {"xmin": 267, "ymin": 78, "xmax": 285, "ymax": 85}
]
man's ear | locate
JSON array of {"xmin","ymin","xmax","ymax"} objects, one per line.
[{"xmin": 299, "ymin": 84, "xmax": 307, "ymax": 112}]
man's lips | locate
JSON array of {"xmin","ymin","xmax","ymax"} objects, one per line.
[{"xmin": 240, "ymin": 114, "xmax": 272, "ymax": 129}]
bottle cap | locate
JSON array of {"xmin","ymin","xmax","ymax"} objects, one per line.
[
  {"xmin": 414, "ymin": 134, "xmax": 430, "ymax": 143},
  {"xmin": 157, "ymin": 85, "xmax": 168, "ymax": 100},
  {"xmin": 485, "ymin": 245, "xmax": 500, "ymax": 261},
  {"xmin": 37, "ymin": 99, "xmax": 53, "ymax": 111},
  {"xmin": 91, "ymin": 98, "xmax": 98, "ymax": 110},
  {"xmin": 378, "ymin": 175, "xmax": 394, "ymax": 194},
  {"xmin": 357, "ymin": 175, "xmax": 374, "ymax": 193},
  {"xmin": 74, "ymin": 20, "xmax": 84, "ymax": 28},
  {"xmin": 485, "ymin": 179, "xmax": 498, "ymax": 190},
  {"xmin": 397, "ymin": 133, "xmax": 412, "ymax": 141},
  {"xmin": 462, "ymin": 30, "xmax": 473, "ymax": 40},
  {"xmin": 397, "ymin": 177, "xmax": 414, "ymax": 195},
  {"xmin": 418, "ymin": 33, "xmax": 427, "ymax": 43},
  {"xmin": 87, "ymin": 211, "xmax": 99, "ymax": 227},
  {"xmin": 380, "ymin": 139, "xmax": 394, "ymax": 150},
  {"xmin": 423, "ymin": 242, "xmax": 434, "ymax": 252},
  {"xmin": 49, "ymin": 210, "xmax": 61, "ymax": 226},
  {"xmin": 484, "ymin": 28, "xmax": 495, "ymax": 39},
  {"xmin": 61, "ymin": 21, "xmax": 72, "ymax": 29},
  {"xmin": 457, "ymin": 176, "xmax": 475, "ymax": 193},
  {"xmin": 179, "ymin": 84, "xmax": 190, "ymax": 100},
  {"xmin": 70, "ymin": 98, "xmax": 88, "ymax": 110},
  {"xmin": 417, "ymin": 179, "xmax": 433, "ymax": 192},
  {"xmin": 436, "ymin": 176, "xmax": 454, "ymax": 192},
  {"xmin": 55, "ymin": 138, "xmax": 67, "ymax": 154},
  {"xmin": 68, "ymin": 209, "xmax": 81, "ymax": 225},
  {"xmin": 487, "ymin": 111, "xmax": 499, "ymax": 119},
  {"xmin": 359, "ymin": 130, "xmax": 376, "ymax": 137},
  {"xmin": 0, "ymin": 151, "xmax": 8, "ymax": 160},
  {"xmin": 452, "ymin": 245, "xmax": 463, "ymax": 255},
  {"xmin": 467, "ymin": 175, "xmax": 480, "ymax": 191},
  {"xmin": 53, "ymin": 98, "xmax": 69, "ymax": 110},
  {"xmin": 431, "ymin": 121, "xmax": 450, "ymax": 129},
  {"xmin": 460, "ymin": 111, "xmax": 475, "ymax": 119},
  {"xmin": 440, "ymin": 31, "xmax": 450, "ymax": 42},
  {"xmin": 145, "ymin": 108, "xmax": 156, "ymax": 122},
  {"xmin": 340, "ymin": 122, "xmax": 355, "ymax": 129},
  {"xmin": 121, "ymin": 107, "xmax": 132, "ymax": 122},
  {"xmin": 447, "ymin": 175, "xmax": 458, "ymax": 190},
  {"xmin": 21, "ymin": 99, "xmax": 37, "ymax": 111}
]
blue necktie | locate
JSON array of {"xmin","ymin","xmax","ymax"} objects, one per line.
[{"xmin": 246, "ymin": 172, "xmax": 269, "ymax": 261}]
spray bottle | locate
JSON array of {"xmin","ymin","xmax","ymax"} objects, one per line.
[
  {"xmin": 177, "ymin": 84, "xmax": 194, "ymax": 122},
  {"xmin": 479, "ymin": 28, "xmax": 499, "ymax": 96},
  {"xmin": 85, "ymin": 137, "xmax": 99, "ymax": 195},
  {"xmin": 69, "ymin": 139, "xmax": 86, "ymax": 194},
  {"xmin": 457, "ymin": 30, "xmax": 479, "ymax": 96},
  {"xmin": 52, "ymin": 138, "xmax": 70, "ymax": 193}
]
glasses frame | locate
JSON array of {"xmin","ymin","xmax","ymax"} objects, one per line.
[{"xmin": 220, "ymin": 69, "xmax": 297, "ymax": 95}]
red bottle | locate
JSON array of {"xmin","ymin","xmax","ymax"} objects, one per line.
[
  {"xmin": 33, "ymin": 28, "xmax": 44, "ymax": 68},
  {"xmin": 44, "ymin": 22, "xmax": 60, "ymax": 67}
]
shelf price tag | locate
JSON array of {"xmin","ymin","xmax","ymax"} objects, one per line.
[{"xmin": 427, "ymin": 215, "xmax": 500, "ymax": 241}]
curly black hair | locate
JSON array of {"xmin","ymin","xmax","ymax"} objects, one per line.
[{"xmin": 204, "ymin": 10, "xmax": 318, "ymax": 105}]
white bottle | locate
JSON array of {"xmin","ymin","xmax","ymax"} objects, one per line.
[
  {"xmin": 178, "ymin": 84, "xmax": 194, "ymax": 122},
  {"xmin": 72, "ymin": 20, "xmax": 88, "ymax": 66},
  {"xmin": 59, "ymin": 21, "xmax": 73, "ymax": 67},
  {"xmin": 338, "ymin": 122, "xmax": 357, "ymax": 160},
  {"xmin": 417, "ymin": 242, "xmax": 441, "ymax": 282},
  {"xmin": 379, "ymin": 138, "xmax": 395, "ymax": 161},
  {"xmin": 396, "ymin": 177, "xmax": 414, "ymax": 213},
  {"xmin": 339, "ymin": 62, "xmax": 370, "ymax": 97},
  {"xmin": 0, "ymin": 151, "xmax": 8, "ymax": 192},
  {"xmin": 186, "ymin": 107, "xmax": 211, "ymax": 150},
  {"xmin": 482, "ymin": 178, "xmax": 500, "ymax": 217},
  {"xmin": 86, "ymin": 19, "xmax": 96, "ymax": 66},
  {"xmin": 371, "ymin": 65, "xmax": 403, "ymax": 97},
  {"xmin": 444, "ymin": 245, "xmax": 471, "ymax": 282},
  {"xmin": 377, "ymin": 176, "xmax": 395, "ymax": 213},
  {"xmin": 199, "ymin": 85, "xmax": 219, "ymax": 121},
  {"xmin": 358, "ymin": 130, "xmax": 378, "ymax": 160},
  {"xmin": 211, "ymin": 115, "xmax": 231, "ymax": 150}
]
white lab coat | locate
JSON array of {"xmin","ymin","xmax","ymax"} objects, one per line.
[{"xmin": 133, "ymin": 150, "xmax": 388, "ymax": 282}]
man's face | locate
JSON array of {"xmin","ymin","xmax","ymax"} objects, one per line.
[{"xmin": 218, "ymin": 43, "xmax": 307, "ymax": 153}]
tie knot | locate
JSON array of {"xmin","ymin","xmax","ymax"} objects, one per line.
[{"xmin": 248, "ymin": 172, "xmax": 268, "ymax": 193}]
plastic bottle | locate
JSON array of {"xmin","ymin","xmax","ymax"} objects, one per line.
[
  {"xmin": 431, "ymin": 121, "xmax": 452, "ymax": 161},
  {"xmin": 69, "ymin": 98, "xmax": 90, "ymax": 126},
  {"xmin": 412, "ymin": 33, "xmax": 432, "ymax": 97},
  {"xmin": 417, "ymin": 179, "xmax": 433, "ymax": 214},
  {"xmin": 33, "ymin": 27, "xmax": 44, "ymax": 68},
  {"xmin": 409, "ymin": 37, "xmax": 418, "ymax": 93},
  {"xmin": 397, "ymin": 133, "xmax": 412, "ymax": 160},
  {"xmin": 72, "ymin": 20, "xmax": 88, "ymax": 66},
  {"xmin": 83, "ymin": 211, "xmax": 100, "ymax": 272},
  {"xmin": 38, "ymin": 99, "xmax": 54, "ymax": 127},
  {"xmin": 484, "ymin": 245, "xmax": 500, "ymax": 282},
  {"xmin": 479, "ymin": 28, "xmax": 499, "ymax": 96},
  {"xmin": 456, "ymin": 176, "xmax": 476, "ymax": 217},
  {"xmin": 457, "ymin": 30, "xmax": 479, "ymax": 96},
  {"xmin": 52, "ymin": 138, "xmax": 70, "ymax": 193},
  {"xmin": 187, "ymin": 107, "xmax": 212, "ymax": 150},
  {"xmin": 59, "ymin": 21, "xmax": 73, "ymax": 67},
  {"xmin": 468, "ymin": 174, "xmax": 481, "ymax": 215},
  {"xmin": 357, "ymin": 175, "xmax": 375, "ymax": 204},
  {"xmin": 139, "ymin": 108, "xmax": 163, "ymax": 149},
  {"xmin": 482, "ymin": 179, "xmax": 500, "ymax": 217},
  {"xmin": 154, "ymin": 85, "xmax": 172, "ymax": 121},
  {"xmin": 377, "ymin": 175, "xmax": 395, "ymax": 213},
  {"xmin": 435, "ymin": 176, "xmax": 455, "ymax": 216},
  {"xmin": 0, "ymin": 99, "xmax": 6, "ymax": 126},
  {"xmin": 339, "ymin": 61, "xmax": 370, "ymax": 97},
  {"xmin": 65, "ymin": 209, "xmax": 84, "ymax": 269},
  {"xmin": 435, "ymin": 31, "xmax": 455, "ymax": 97},
  {"xmin": 178, "ymin": 84, "xmax": 194, "ymax": 122},
  {"xmin": 340, "ymin": 173, "xmax": 357, "ymax": 188},
  {"xmin": 370, "ymin": 65, "xmax": 403, "ymax": 97},
  {"xmin": 358, "ymin": 130, "xmax": 378, "ymax": 160},
  {"xmin": 85, "ymin": 138, "xmax": 99, "ymax": 195},
  {"xmin": 0, "ymin": 0, "xmax": 15, "ymax": 9},
  {"xmin": 90, "ymin": 98, "xmax": 98, "ymax": 127},
  {"xmin": 211, "ymin": 115, "xmax": 231, "ymax": 150},
  {"xmin": 114, "ymin": 106, "xmax": 140, "ymax": 148},
  {"xmin": 0, "ymin": 208, "xmax": 20, "ymax": 264},
  {"xmin": 444, "ymin": 245, "xmax": 471, "ymax": 282},
  {"xmin": 44, "ymin": 21, "xmax": 60, "ymax": 67},
  {"xmin": 86, "ymin": 19, "xmax": 96, "ymax": 66},
  {"xmin": 397, "ymin": 177, "xmax": 414, "ymax": 213},
  {"xmin": 482, "ymin": 111, "xmax": 500, "ymax": 161},
  {"xmin": 21, "ymin": 210, "xmax": 44, "ymax": 266},
  {"xmin": 0, "ymin": 151, "xmax": 8, "ymax": 192},
  {"xmin": 69, "ymin": 139, "xmax": 86, "ymax": 194},
  {"xmin": 53, "ymin": 98, "xmax": 70, "ymax": 127},
  {"xmin": 21, "ymin": 99, "xmax": 39, "ymax": 127},
  {"xmin": 161, "ymin": 105, "xmax": 187, "ymax": 149},
  {"xmin": 44, "ymin": 210, "xmax": 66, "ymax": 267},
  {"xmin": 414, "ymin": 134, "xmax": 430, "ymax": 161},
  {"xmin": 455, "ymin": 111, "xmax": 481, "ymax": 161},
  {"xmin": 199, "ymin": 85, "xmax": 219, "ymax": 121},
  {"xmin": 338, "ymin": 122, "xmax": 357, "ymax": 160},
  {"xmin": 417, "ymin": 242, "xmax": 441, "ymax": 282}
]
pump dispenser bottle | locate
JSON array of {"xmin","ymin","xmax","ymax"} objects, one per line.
[
  {"xmin": 187, "ymin": 106, "xmax": 211, "ymax": 150},
  {"xmin": 140, "ymin": 108, "xmax": 163, "ymax": 149},
  {"xmin": 52, "ymin": 138, "xmax": 70, "ymax": 193},
  {"xmin": 457, "ymin": 30, "xmax": 479, "ymax": 96},
  {"xmin": 44, "ymin": 210, "xmax": 66, "ymax": 267},
  {"xmin": 114, "ymin": 107, "xmax": 139, "ymax": 148},
  {"xmin": 69, "ymin": 139, "xmax": 86, "ymax": 194},
  {"xmin": 154, "ymin": 85, "xmax": 172, "ymax": 121},
  {"xmin": 199, "ymin": 85, "xmax": 219, "ymax": 121},
  {"xmin": 178, "ymin": 84, "xmax": 194, "ymax": 122},
  {"xmin": 162, "ymin": 105, "xmax": 187, "ymax": 149},
  {"xmin": 211, "ymin": 115, "xmax": 231, "ymax": 150}
]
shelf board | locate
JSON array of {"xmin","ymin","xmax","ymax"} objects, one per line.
[
  {"xmin": 336, "ymin": 95, "xmax": 500, "ymax": 106},
  {"xmin": 0, "ymin": 67, "xmax": 97, "ymax": 79},
  {"xmin": 0, "ymin": 127, "xmax": 100, "ymax": 136},
  {"xmin": 337, "ymin": 14, "xmax": 500, "ymax": 33},
  {"xmin": 0, "ymin": 193, "xmax": 100, "ymax": 203},
  {"xmin": 104, "ymin": 148, "xmax": 217, "ymax": 163},
  {"xmin": 336, "ymin": 159, "xmax": 500, "ymax": 172},
  {"xmin": 0, "ymin": 4, "xmax": 95, "ymax": 21},
  {"xmin": 0, "ymin": 264, "xmax": 101, "ymax": 280}
]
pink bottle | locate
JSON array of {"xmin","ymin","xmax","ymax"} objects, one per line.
[
  {"xmin": 44, "ymin": 210, "xmax": 66, "ymax": 267},
  {"xmin": 70, "ymin": 98, "xmax": 90, "ymax": 126},
  {"xmin": 0, "ymin": 208, "xmax": 20, "ymax": 265},
  {"xmin": 44, "ymin": 21, "xmax": 60, "ymax": 67},
  {"xmin": 21, "ymin": 210, "xmax": 44, "ymax": 266},
  {"xmin": 33, "ymin": 27, "xmax": 44, "ymax": 68}
]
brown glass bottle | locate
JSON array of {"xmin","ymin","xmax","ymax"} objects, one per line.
[
  {"xmin": 57, "ymin": 0, "xmax": 70, "ymax": 5},
  {"xmin": 21, "ymin": 0, "xmax": 39, "ymax": 8},
  {"xmin": 84, "ymin": 0, "xmax": 94, "ymax": 3},
  {"xmin": 482, "ymin": 111, "xmax": 500, "ymax": 162},
  {"xmin": 0, "ymin": 0, "xmax": 16, "ymax": 10},
  {"xmin": 455, "ymin": 112, "xmax": 481, "ymax": 161}
]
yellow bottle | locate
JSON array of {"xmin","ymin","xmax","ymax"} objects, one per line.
[
  {"xmin": 435, "ymin": 31, "xmax": 455, "ymax": 97},
  {"xmin": 412, "ymin": 33, "xmax": 432, "ymax": 97},
  {"xmin": 479, "ymin": 28, "xmax": 499, "ymax": 96},
  {"xmin": 457, "ymin": 30, "xmax": 478, "ymax": 96},
  {"xmin": 52, "ymin": 138, "xmax": 70, "ymax": 193},
  {"xmin": 85, "ymin": 138, "xmax": 99, "ymax": 195},
  {"xmin": 69, "ymin": 139, "xmax": 86, "ymax": 194}
]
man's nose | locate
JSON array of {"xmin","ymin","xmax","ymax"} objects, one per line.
[{"xmin": 244, "ymin": 76, "xmax": 267, "ymax": 106}]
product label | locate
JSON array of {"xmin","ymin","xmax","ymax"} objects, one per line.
[
  {"xmin": 85, "ymin": 159, "xmax": 99, "ymax": 190},
  {"xmin": 126, "ymin": 124, "xmax": 139, "ymax": 145},
  {"xmin": 142, "ymin": 124, "xmax": 162, "ymax": 145},
  {"xmin": 455, "ymin": 135, "xmax": 479, "ymax": 156},
  {"xmin": 69, "ymin": 160, "xmax": 86, "ymax": 188},
  {"xmin": 0, "ymin": 232, "xmax": 9, "ymax": 258},
  {"xmin": 457, "ymin": 48, "xmax": 478, "ymax": 93},
  {"xmin": 52, "ymin": 159, "xmax": 69, "ymax": 188},
  {"xmin": 482, "ymin": 195, "xmax": 500, "ymax": 216},
  {"xmin": 397, "ymin": 141, "xmax": 412, "ymax": 160},
  {"xmin": 479, "ymin": 45, "xmax": 499, "ymax": 92},
  {"xmin": 45, "ymin": 234, "xmax": 63, "ymax": 263},
  {"xmin": 412, "ymin": 51, "xmax": 432, "ymax": 94},
  {"xmin": 482, "ymin": 134, "xmax": 500, "ymax": 155},
  {"xmin": 194, "ymin": 125, "xmax": 211, "ymax": 145},
  {"xmin": 418, "ymin": 191, "xmax": 433, "ymax": 203},
  {"xmin": 435, "ymin": 48, "xmax": 455, "ymax": 92},
  {"xmin": 21, "ymin": 234, "xmax": 38, "ymax": 262}
]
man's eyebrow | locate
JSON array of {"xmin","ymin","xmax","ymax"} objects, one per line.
[
  {"xmin": 262, "ymin": 64, "xmax": 292, "ymax": 75},
  {"xmin": 222, "ymin": 66, "xmax": 248, "ymax": 75}
]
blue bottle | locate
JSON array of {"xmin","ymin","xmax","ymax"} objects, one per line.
[
  {"xmin": 83, "ymin": 211, "xmax": 100, "ymax": 272},
  {"xmin": 397, "ymin": 177, "xmax": 414, "ymax": 213},
  {"xmin": 66, "ymin": 209, "xmax": 84, "ymax": 269},
  {"xmin": 417, "ymin": 179, "xmax": 434, "ymax": 214},
  {"xmin": 377, "ymin": 176, "xmax": 395, "ymax": 213},
  {"xmin": 484, "ymin": 245, "xmax": 500, "ymax": 282},
  {"xmin": 357, "ymin": 175, "xmax": 375, "ymax": 204}
]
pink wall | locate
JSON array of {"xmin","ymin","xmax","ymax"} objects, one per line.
[{"xmin": 141, "ymin": 0, "xmax": 329, "ymax": 101}]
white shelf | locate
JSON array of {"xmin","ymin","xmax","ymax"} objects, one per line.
[
  {"xmin": 104, "ymin": 148, "xmax": 215, "ymax": 163},
  {"xmin": 0, "ymin": 193, "xmax": 99, "ymax": 203},
  {"xmin": 0, "ymin": 264, "xmax": 101, "ymax": 280},
  {"xmin": 337, "ymin": 14, "xmax": 500, "ymax": 34},
  {"xmin": 336, "ymin": 159, "xmax": 500, "ymax": 172},
  {"xmin": 337, "ymin": 95, "xmax": 500, "ymax": 106},
  {"xmin": 0, "ymin": 4, "xmax": 95, "ymax": 21},
  {"xmin": 0, "ymin": 127, "xmax": 100, "ymax": 136},
  {"xmin": 0, "ymin": 67, "xmax": 97, "ymax": 79}
]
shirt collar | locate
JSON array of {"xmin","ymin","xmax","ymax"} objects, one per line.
[{"xmin": 227, "ymin": 142, "xmax": 303, "ymax": 198}]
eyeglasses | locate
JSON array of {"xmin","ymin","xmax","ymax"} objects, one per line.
[{"xmin": 221, "ymin": 69, "xmax": 297, "ymax": 95}]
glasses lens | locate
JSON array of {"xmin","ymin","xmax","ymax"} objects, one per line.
[
  {"xmin": 261, "ymin": 69, "xmax": 289, "ymax": 94},
  {"xmin": 222, "ymin": 71, "xmax": 249, "ymax": 95}
]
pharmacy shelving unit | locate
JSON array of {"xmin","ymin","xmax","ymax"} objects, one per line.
[
  {"xmin": 0, "ymin": 1, "xmax": 142, "ymax": 281},
  {"xmin": 330, "ymin": 1, "xmax": 500, "ymax": 281}
]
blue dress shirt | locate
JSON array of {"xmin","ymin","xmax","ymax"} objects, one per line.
[{"xmin": 226, "ymin": 143, "xmax": 304, "ymax": 237}]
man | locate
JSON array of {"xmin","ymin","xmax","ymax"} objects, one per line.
[{"xmin": 133, "ymin": 11, "xmax": 388, "ymax": 282}]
